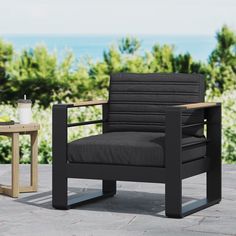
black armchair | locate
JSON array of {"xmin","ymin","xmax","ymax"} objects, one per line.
[{"xmin": 52, "ymin": 73, "xmax": 221, "ymax": 218}]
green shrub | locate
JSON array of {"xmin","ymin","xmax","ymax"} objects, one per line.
[{"xmin": 206, "ymin": 89, "xmax": 236, "ymax": 163}]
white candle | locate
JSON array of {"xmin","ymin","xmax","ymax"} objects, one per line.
[{"xmin": 17, "ymin": 95, "xmax": 32, "ymax": 124}]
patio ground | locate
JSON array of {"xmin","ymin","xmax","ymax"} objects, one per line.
[{"xmin": 0, "ymin": 164, "xmax": 236, "ymax": 236}]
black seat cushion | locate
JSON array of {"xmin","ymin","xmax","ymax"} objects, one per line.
[{"xmin": 68, "ymin": 132, "xmax": 206, "ymax": 167}]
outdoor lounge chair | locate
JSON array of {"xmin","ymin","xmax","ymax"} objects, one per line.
[{"xmin": 52, "ymin": 73, "xmax": 221, "ymax": 218}]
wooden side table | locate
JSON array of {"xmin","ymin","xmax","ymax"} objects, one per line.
[{"xmin": 0, "ymin": 123, "xmax": 40, "ymax": 198}]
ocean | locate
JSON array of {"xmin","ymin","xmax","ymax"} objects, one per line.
[{"xmin": 2, "ymin": 35, "xmax": 216, "ymax": 62}]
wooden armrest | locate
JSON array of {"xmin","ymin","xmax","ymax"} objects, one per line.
[
  {"xmin": 175, "ymin": 102, "xmax": 220, "ymax": 110},
  {"xmin": 72, "ymin": 100, "xmax": 108, "ymax": 108}
]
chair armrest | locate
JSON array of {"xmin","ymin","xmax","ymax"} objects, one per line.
[
  {"xmin": 70, "ymin": 100, "xmax": 108, "ymax": 108},
  {"xmin": 53, "ymin": 100, "xmax": 108, "ymax": 128},
  {"xmin": 165, "ymin": 101, "xmax": 221, "ymax": 167},
  {"xmin": 173, "ymin": 102, "xmax": 220, "ymax": 110},
  {"xmin": 165, "ymin": 102, "xmax": 221, "ymax": 129}
]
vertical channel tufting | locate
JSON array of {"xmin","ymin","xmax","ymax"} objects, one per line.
[{"xmin": 107, "ymin": 73, "xmax": 205, "ymax": 136}]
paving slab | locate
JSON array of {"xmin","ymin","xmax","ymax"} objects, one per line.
[{"xmin": 0, "ymin": 164, "xmax": 236, "ymax": 236}]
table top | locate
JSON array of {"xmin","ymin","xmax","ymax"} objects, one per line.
[{"xmin": 0, "ymin": 123, "xmax": 40, "ymax": 133}]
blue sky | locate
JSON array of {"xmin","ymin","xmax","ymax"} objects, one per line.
[{"xmin": 0, "ymin": 0, "xmax": 235, "ymax": 35}]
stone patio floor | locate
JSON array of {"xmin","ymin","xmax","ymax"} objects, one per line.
[{"xmin": 0, "ymin": 164, "xmax": 236, "ymax": 236}]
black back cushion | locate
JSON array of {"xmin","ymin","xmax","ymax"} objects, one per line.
[{"xmin": 107, "ymin": 73, "xmax": 205, "ymax": 136}]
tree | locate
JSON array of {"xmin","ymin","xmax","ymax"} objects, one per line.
[
  {"xmin": 208, "ymin": 25, "xmax": 236, "ymax": 92},
  {"xmin": 0, "ymin": 39, "xmax": 14, "ymax": 96},
  {"xmin": 118, "ymin": 37, "xmax": 141, "ymax": 54},
  {"xmin": 0, "ymin": 39, "xmax": 13, "ymax": 67},
  {"xmin": 173, "ymin": 53, "xmax": 193, "ymax": 73},
  {"xmin": 150, "ymin": 44, "xmax": 174, "ymax": 72},
  {"xmin": 103, "ymin": 45, "xmax": 122, "ymax": 73}
]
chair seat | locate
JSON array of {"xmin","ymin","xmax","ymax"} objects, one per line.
[{"xmin": 68, "ymin": 132, "xmax": 206, "ymax": 167}]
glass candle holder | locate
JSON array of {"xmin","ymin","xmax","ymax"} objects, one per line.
[{"xmin": 17, "ymin": 99, "xmax": 32, "ymax": 124}]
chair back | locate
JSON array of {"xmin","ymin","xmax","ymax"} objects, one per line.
[{"xmin": 107, "ymin": 73, "xmax": 205, "ymax": 136}]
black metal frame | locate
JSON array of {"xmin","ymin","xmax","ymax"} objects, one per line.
[{"xmin": 52, "ymin": 102, "xmax": 221, "ymax": 218}]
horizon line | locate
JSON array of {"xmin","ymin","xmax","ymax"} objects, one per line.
[{"xmin": 0, "ymin": 33, "xmax": 215, "ymax": 37}]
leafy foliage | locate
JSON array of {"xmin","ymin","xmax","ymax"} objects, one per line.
[
  {"xmin": 118, "ymin": 37, "xmax": 141, "ymax": 54},
  {"xmin": 206, "ymin": 89, "xmax": 236, "ymax": 163},
  {"xmin": 0, "ymin": 39, "xmax": 13, "ymax": 67},
  {"xmin": 208, "ymin": 25, "xmax": 236, "ymax": 93}
]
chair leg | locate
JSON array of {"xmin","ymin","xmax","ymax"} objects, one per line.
[
  {"xmin": 206, "ymin": 104, "xmax": 222, "ymax": 203},
  {"xmin": 207, "ymin": 165, "xmax": 221, "ymax": 203},
  {"xmin": 165, "ymin": 105, "xmax": 221, "ymax": 218},
  {"xmin": 52, "ymin": 170, "xmax": 68, "ymax": 210},
  {"xmin": 180, "ymin": 165, "xmax": 221, "ymax": 218},
  {"xmin": 65, "ymin": 180, "xmax": 116, "ymax": 209},
  {"xmin": 53, "ymin": 178, "xmax": 117, "ymax": 210},
  {"xmin": 103, "ymin": 180, "xmax": 116, "ymax": 194},
  {"xmin": 165, "ymin": 177, "xmax": 182, "ymax": 218},
  {"xmin": 165, "ymin": 170, "xmax": 221, "ymax": 218},
  {"xmin": 52, "ymin": 104, "xmax": 69, "ymax": 210},
  {"xmin": 165, "ymin": 108, "xmax": 182, "ymax": 218}
]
